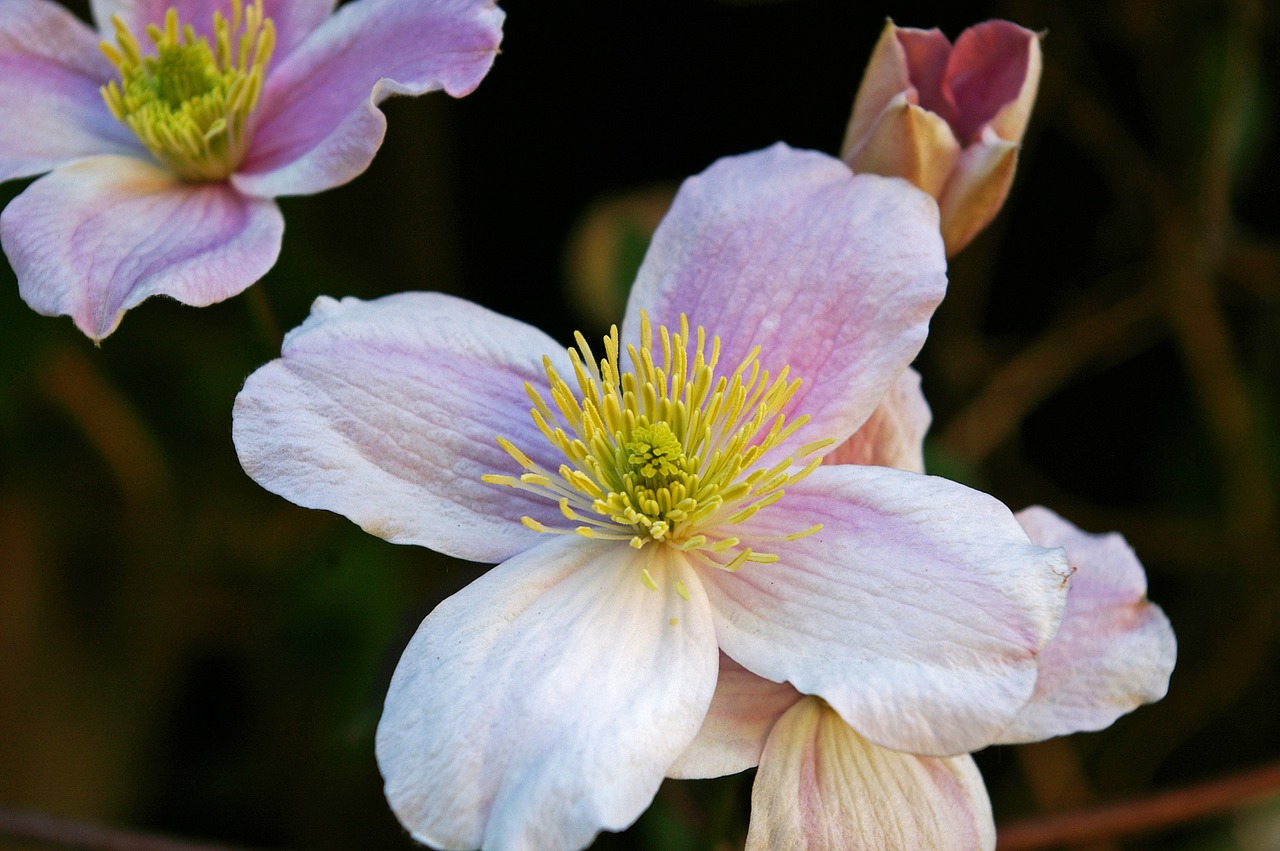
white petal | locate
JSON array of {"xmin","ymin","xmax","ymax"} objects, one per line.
[
  {"xmin": 376, "ymin": 536, "xmax": 719, "ymax": 851},
  {"xmin": 825, "ymin": 366, "xmax": 931, "ymax": 473},
  {"xmin": 747, "ymin": 697, "xmax": 995, "ymax": 851},
  {"xmin": 995, "ymin": 506, "xmax": 1177, "ymax": 743},
  {"xmin": 622, "ymin": 144, "xmax": 946, "ymax": 449},
  {"xmin": 702, "ymin": 465, "xmax": 1071, "ymax": 756},
  {"xmin": 668, "ymin": 654, "xmax": 801, "ymax": 780},
  {"xmin": 233, "ymin": 292, "xmax": 574, "ymax": 564}
]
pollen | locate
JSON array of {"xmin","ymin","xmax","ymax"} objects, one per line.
[
  {"xmin": 485, "ymin": 312, "xmax": 830, "ymax": 574},
  {"xmin": 99, "ymin": 0, "xmax": 276, "ymax": 182}
]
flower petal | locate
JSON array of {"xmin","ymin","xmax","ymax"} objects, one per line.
[
  {"xmin": 376, "ymin": 537, "xmax": 719, "ymax": 851},
  {"xmin": 894, "ymin": 25, "xmax": 956, "ymax": 123},
  {"xmin": 944, "ymin": 20, "xmax": 1041, "ymax": 144},
  {"xmin": 937, "ymin": 132, "xmax": 1019, "ymax": 255},
  {"xmin": 233, "ymin": 291, "xmax": 581, "ymax": 564},
  {"xmin": 668, "ymin": 654, "xmax": 801, "ymax": 780},
  {"xmin": 843, "ymin": 96, "xmax": 960, "ymax": 198},
  {"xmin": 91, "ymin": 0, "xmax": 336, "ymax": 58},
  {"xmin": 825, "ymin": 366, "xmax": 930, "ymax": 474},
  {"xmin": 746, "ymin": 697, "xmax": 995, "ymax": 851},
  {"xmin": 841, "ymin": 21, "xmax": 915, "ymax": 150},
  {"xmin": 233, "ymin": 0, "xmax": 503, "ymax": 198},
  {"xmin": 1, "ymin": 155, "xmax": 282, "ymax": 340},
  {"xmin": 701, "ymin": 464, "xmax": 1071, "ymax": 756},
  {"xmin": 622, "ymin": 144, "xmax": 947, "ymax": 448},
  {"xmin": 0, "ymin": 0, "xmax": 139, "ymax": 181},
  {"xmin": 996, "ymin": 507, "xmax": 1177, "ymax": 744}
]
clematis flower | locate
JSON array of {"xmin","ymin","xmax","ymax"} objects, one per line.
[
  {"xmin": 841, "ymin": 19, "xmax": 1041, "ymax": 256},
  {"xmin": 0, "ymin": 0, "xmax": 503, "ymax": 340},
  {"xmin": 670, "ymin": 373, "xmax": 1177, "ymax": 850},
  {"xmin": 232, "ymin": 144, "xmax": 1073, "ymax": 850}
]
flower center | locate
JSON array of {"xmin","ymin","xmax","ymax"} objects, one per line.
[
  {"xmin": 99, "ymin": 0, "xmax": 276, "ymax": 182},
  {"xmin": 484, "ymin": 313, "xmax": 832, "ymax": 585}
]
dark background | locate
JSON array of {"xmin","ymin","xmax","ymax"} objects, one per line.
[{"xmin": 2, "ymin": 0, "xmax": 1278, "ymax": 848}]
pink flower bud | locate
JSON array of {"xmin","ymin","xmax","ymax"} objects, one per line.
[{"xmin": 842, "ymin": 20, "xmax": 1042, "ymax": 256}]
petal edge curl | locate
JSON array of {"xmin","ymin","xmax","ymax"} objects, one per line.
[
  {"xmin": 995, "ymin": 507, "xmax": 1177, "ymax": 743},
  {"xmin": 2, "ymin": 155, "xmax": 282, "ymax": 340},
  {"xmin": 234, "ymin": 0, "xmax": 504, "ymax": 197}
]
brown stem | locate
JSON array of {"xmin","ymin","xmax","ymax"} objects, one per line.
[
  {"xmin": 0, "ymin": 806, "xmax": 268, "ymax": 851},
  {"xmin": 997, "ymin": 760, "xmax": 1280, "ymax": 850}
]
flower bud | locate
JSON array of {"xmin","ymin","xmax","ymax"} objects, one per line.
[{"xmin": 842, "ymin": 20, "xmax": 1042, "ymax": 255}]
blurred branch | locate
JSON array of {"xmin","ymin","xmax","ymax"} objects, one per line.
[
  {"xmin": 0, "ymin": 806, "xmax": 269, "ymax": 851},
  {"xmin": 938, "ymin": 285, "xmax": 1161, "ymax": 464},
  {"xmin": 1094, "ymin": 0, "xmax": 1280, "ymax": 788},
  {"xmin": 1016, "ymin": 0, "xmax": 1165, "ymax": 202},
  {"xmin": 1158, "ymin": 0, "xmax": 1277, "ymax": 564},
  {"xmin": 997, "ymin": 759, "xmax": 1280, "ymax": 850},
  {"xmin": 37, "ymin": 345, "xmax": 172, "ymax": 506},
  {"xmin": 244, "ymin": 286, "xmax": 283, "ymax": 354},
  {"xmin": 1048, "ymin": 71, "xmax": 1163, "ymax": 203},
  {"xmin": 1160, "ymin": 207, "xmax": 1277, "ymax": 543},
  {"xmin": 1223, "ymin": 234, "xmax": 1280, "ymax": 302},
  {"xmin": 1015, "ymin": 739, "xmax": 1117, "ymax": 851}
]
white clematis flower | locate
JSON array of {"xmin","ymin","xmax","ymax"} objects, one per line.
[{"xmin": 232, "ymin": 143, "xmax": 1072, "ymax": 850}]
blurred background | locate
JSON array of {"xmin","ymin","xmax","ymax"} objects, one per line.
[{"xmin": 1, "ymin": 0, "xmax": 1278, "ymax": 848}]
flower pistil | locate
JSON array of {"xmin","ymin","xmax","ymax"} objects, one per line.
[{"xmin": 485, "ymin": 313, "xmax": 831, "ymax": 583}]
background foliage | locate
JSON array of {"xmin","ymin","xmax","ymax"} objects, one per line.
[{"xmin": 1, "ymin": 0, "xmax": 1278, "ymax": 848}]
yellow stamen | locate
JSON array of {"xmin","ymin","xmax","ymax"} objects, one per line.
[
  {"xmin": 489, "ymin": 312, "xmax": 828, "ymax": 580},
  {"xmin": 99, "ymin": 0, "xmax": 276, "ymax": 181}
]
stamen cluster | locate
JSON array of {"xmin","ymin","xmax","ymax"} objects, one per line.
[
  {"xmin": 100, "ymin": 0, "xmax": 276, "ymax": 182},
  {"xmin": 485, "ymin": 314, "xmax": 831, "ymax": 579}
]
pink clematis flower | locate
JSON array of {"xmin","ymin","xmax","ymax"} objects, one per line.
[
  {"xmin": 670, "ymin": 373, "xmax": 1177, "ymax": 850},
  {"xmin": 0, "ymin": 0, "xmax": 503, "ymax": 340},
  {"xmin": 842, "ymin": 19, "xmax": 1041, "ymax": 256},
  {"xmin": 232, "ymin": 144, "xmax": 1073, "ymax": 850}
]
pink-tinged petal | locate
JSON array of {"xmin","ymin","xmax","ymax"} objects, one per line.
[
  {"xmin": 91, "ymin": 0, "xmax": 336, "ymax": 58},
  {"xmin": 841, "ymin": 21, "xmax": 914, "ymax": 150},
  {"xmin": 996, "ymin": 507, "xmax": 1177, "ymax": 744},
  {"xmin": 1, "ymin": 155, "xmax": 282, "ymax": 340},
  {"xmin": 702, "ymin": 464, "xmax": 1071, "ymax": 757},
  {"xmin": 233, "ymin": 0, "xmax": 503, "ymax": 198},
  {"xmin": 937, "ymin": 133, "xmax": 1018, "ymax": 255},
  {"xmin": 233, "ymin": 291, "xmax": 577, "ymax": 565},
  {"xmin": 0, "ymin": 0, "xmax": 140, "ymax": 181},
  {"xmin": 377, "ymin": 537, "xmax": 719, "ymax": 851},
  {"xmin": 944, "ymin": 21, "xmax": 1041, "ymax": 144},
  {"xmin": 622, "ymin": 144, "xmax": 946, "ymax": 449},
  {"xmin": 746, "ymin": 697, "xmax": 995, "ymax": 851},
  {"xmin": 825, "ymin": 366, "xmax": 930, "ymax": 474},
  {"xmin": 894, "ymin": 26, "xmax": 956, "ymax": 123},
  {"xmin": 843, "ymin": 96, "xmax": 960, "ymax": 215},
  {"xmin": 668, "ymin": 654, "xmax": 801, "ymax": 780}
]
